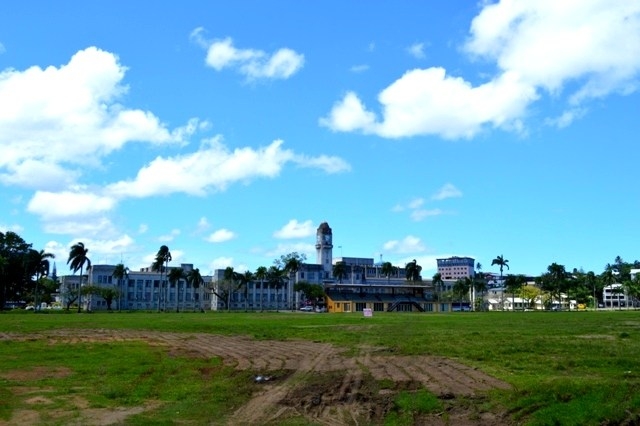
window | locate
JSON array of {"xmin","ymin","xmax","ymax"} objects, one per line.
[
  {"xmin": 344, "ymin": 303, "xmax": 351, "ymax": 312},
  {"xmin": 355, "ymin": 302, "xmax": 366, "ymax": 312},
  {"xmin": 373, "ymin": 302, "xmax": 384, "ymax": 312}
]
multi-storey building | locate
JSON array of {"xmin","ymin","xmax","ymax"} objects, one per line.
[
  {"xmin": 59, "ymin": 221, "xmax": 466, "ymax": 313},
  {"xmin": 60, "ymin": 263, "xmax": 212, "ymax": 311},
  {"xmin": 436, "ymin": 256, "xmax": 475, "ymax": 280}
]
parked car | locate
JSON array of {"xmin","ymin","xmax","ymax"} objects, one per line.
[{"xmin": 299, "ymin": 306, "xmax": 314, "ymax": 312}]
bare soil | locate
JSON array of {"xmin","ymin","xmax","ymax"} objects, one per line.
[{"xmin": 0, "ymin": 330, "xmax": 513, "ymax": 425}]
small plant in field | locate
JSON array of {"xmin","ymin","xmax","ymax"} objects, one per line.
[{"xmin": 385, "ymin": 388, "xmax": 443, "ymax": 424}]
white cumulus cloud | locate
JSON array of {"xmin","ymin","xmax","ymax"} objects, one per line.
[
  {"xmin": 0, "ymin": 47, "xmax": 197, "ymax": 189},
  {"xmin": 106, "ymin": 138, "xmax": 349, "ymax": 198},
  {"xmin": 321, "ymin": 1, "xmax": 640, "ymax": 139},
  {"xmin": 432, "ymin": 183, "xmax": 462, "ymax": 200},
  {"xmin": 206, "ymin": 228, "xmax": 236, "ymax": 243},
  {"xmin": 273, "ymin": 220, "xmax": 315, "ymax": 239},
  {"xmin": 407, "ymin": 42, "xmax": 426, "ymax": 59},
  {"xmin": 27, "ymin": 190, "xmax": 116, "ymax": 219},
  {"xmin": 190, "ymin": 29, "xmax": 304, "ymax": 80},
  {"xmin": 383, "ymin": 235, "xmax": 426, "ymax": 254}
]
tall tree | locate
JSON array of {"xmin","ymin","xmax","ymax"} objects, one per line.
[
  {"xmin": 540, "ymin": 263, "xmax": 568, "ymax": 310},
  {"xmin": 222, "ymin": 266, "xmax": 246, "ymax": 311},
  {"xmin": 453, "ymin": 278, "xmax": 471, "ymax": 311},
  {"xmin": 186, "ymin": 268, "xmax": 205, "ymax": 312},
  {"xmin": 67, "ymin": 242, "xmax": 91, "ymax": 313},
  {"xmin": 381, "ymin": 262, "xmax": 397, "ymax": 285},
  {"xmin": 238, "ymin": 270, "xmax": 254, "ymax": 311},
  {"xmin": 267, "ymin": 265, "xmax": 286, "ymax": 311},
  {"xmin": 0, "ymin": 255, "xmax": 7, "ymax": 307},
  {"xmin": 282, "ymin": 252, "xmax": 306, "ymax": 310},
  {"xmin": 332, "ymin": 261, "xmax": 347, "ymax": 284},
  {"xmin": 625, "ymin": 274, "xmax": 640, "ymax": 310},
  {"xmin": 601, "ymin": 267, "xmax": 617, "ymax": 309},
  {"xmin": 28, "ymin": 249, "xmax": 55, "ymax": 311},
  {"xmin": 0, "ymin": 231, "xmax": 33, "ymax": 309},
  {"xmin": 583, "ymin": 271, "xmax": 599, "ymax": 309},
  {"xmin": 432, "ymin": 272, "xmax": 444, "ymax": 303},
  {"xmin": 491, "ymin": 255, "xmax": 509, "ymax": 282},
  {"xmin": 112, "ymin": 263, "xmax": 129, "ymax": 312},
  {"xmin": 255, "ymin": 266, "xmax": 268, "ymax": 312},
  {"xmin": 405, "ymin": 259, "xmax": 422, "ymax": 283},
  {"xmin": 473, "ymin": 272, "xmax": 488, "ymax": 311},
  {"xmin": 168, "ymin": 267, "xmax": 185, "ymax": 312},
  {"xmin": 152, "ymin": 245, "xmax": 172, "ymax": 311},
  {"xmin": 504, "ymin": 274, "xmax": 525, "ymax": 311}
]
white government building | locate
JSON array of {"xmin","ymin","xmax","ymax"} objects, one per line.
[{"xmin": 59, "ymin": 222, "xmax": 480, "ymax": 312}]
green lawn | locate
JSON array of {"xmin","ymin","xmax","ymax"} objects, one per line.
[{"xmin": 1, "ymin": 310, "xmax": 639, "ymax": 425}]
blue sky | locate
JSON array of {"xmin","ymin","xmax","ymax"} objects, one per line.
[{"xmin": 1, "ymin": 1, "xmax": 639, "ymax": 278}]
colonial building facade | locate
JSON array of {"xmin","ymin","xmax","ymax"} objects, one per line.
[
  {"xmin": 60, "ymin": 222, "xmax": 470, "ymax": 313},
  {"xmin": 60, "ymin": 263, "xmax": 212, "ymax": 312}
]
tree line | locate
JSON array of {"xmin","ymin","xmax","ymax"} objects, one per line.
[
  {"xmin": 3, "ymin": 229, "xmax": 639, "ymax": 312},
  {"xmin": 435, "ymin": 255, "xmax": 640, "ymax": 311}
]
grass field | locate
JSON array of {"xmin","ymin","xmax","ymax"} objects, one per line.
[{"xmin": 1, "ymin": 310, "xmax": 639, "ymax": 425}]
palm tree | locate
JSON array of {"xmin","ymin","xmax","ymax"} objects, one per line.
[
  {"xmin": 31, "ymin": 249, "xmax": 55, "ymax": 312},
  {"xmin": 255, "ymin": 266, "xmax": 268, "ymax": 311},
  {"xmin": 152, "ymin": 245, "xmax": 172, "ymax": 311},
  {"xmin": 546, "ymin": 263, "xmax": 568, "ymax": 310},
  {"xmin": 504, "ymin": 274, "xmax": 525, "ymax": 311},
  {"xmin": 267, "ymin": 266, "xmax": 286, "ymax": 311},
  {"xmin": 583, "ymin": 271, "xmax": 598, "ymax": 309},
  {"xmin": 238, "ymin": 271, "xmax": 254, "ymax": 311},
  {"xmin": 67, "ymin": 242, "xmax": 91, "ymax": 313},
  {"xmin": 473, "ymin": 268, "xmax": 488, "ymax": 311},
  {"xmin": 453, "ymin": 278, "xmax": 471, "ymax": 311},
  {"xmin": 626, "ymin": 274, "xmax": 640, "ymax": 310},
  {"xmin": 223, "ymin": 266, "xmax": 240, "ymax": 311},
  {"xmin": 168, "ymin": 267, "xmax": 185, "ymax": 312},
  {"xmin": 0, "ymin": 255, "xmax": 7, "ymax": 306},
  {"xmin": 432, "ymin": 272, "xmax": 444, "ymax": 304},
  {"xmin": 601, "ymin": 267, "xmax": 616, "ymax": 309},
  {"xmin": 186, "ymin": 268, "xmax": 205, "ymax": 312},
  {"xmin": 405, "ymin": 259, "xmax": 422, "ymax": 283},
  {"xmin": 284, "ymin": 255, "xmax": 304, "ymax": 310},
  {"xmin": 332, "ymin": 261, "xmax": 347, "ymax": 284},
  {"xmin": 491, "ymin": 255, "xmax": 509, "ymax": 282},
  {"xmin": 112, "ymin": 263, "xmax": 129, "ymax": 312},
  {"xmin": 381, "ymin": 262, "xmax": 397, "ymax": 285}
]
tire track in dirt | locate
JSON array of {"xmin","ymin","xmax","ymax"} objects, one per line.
[
  {"xmin": 2, "ymin": 329, "xmax": 511, "ymax": 425},
  {"xmin": 227, "ymin": 339, "xmax": 338, "ymax": 425}
]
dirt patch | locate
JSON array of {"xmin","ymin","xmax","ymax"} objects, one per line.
[
  {"xmin": 0, "ymin": 366, "xmax": 72, "ymax": 381},
  {"xmin": 2, "ymin": 329, "xmax": 512, "ymax": 425}
]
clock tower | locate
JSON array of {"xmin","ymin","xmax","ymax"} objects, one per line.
[{"xmin": 315, "ymin": 222, "xmax": 333, "ymax": 277}]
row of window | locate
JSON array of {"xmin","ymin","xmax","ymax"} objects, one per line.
[{"xmin": 125, "ymin": 293, "xmax": 204, "ymax": 302}]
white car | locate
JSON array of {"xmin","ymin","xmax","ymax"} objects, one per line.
[{"xmin": 299, "ymin": 306, "xmax": 314, "ymax": 312}]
